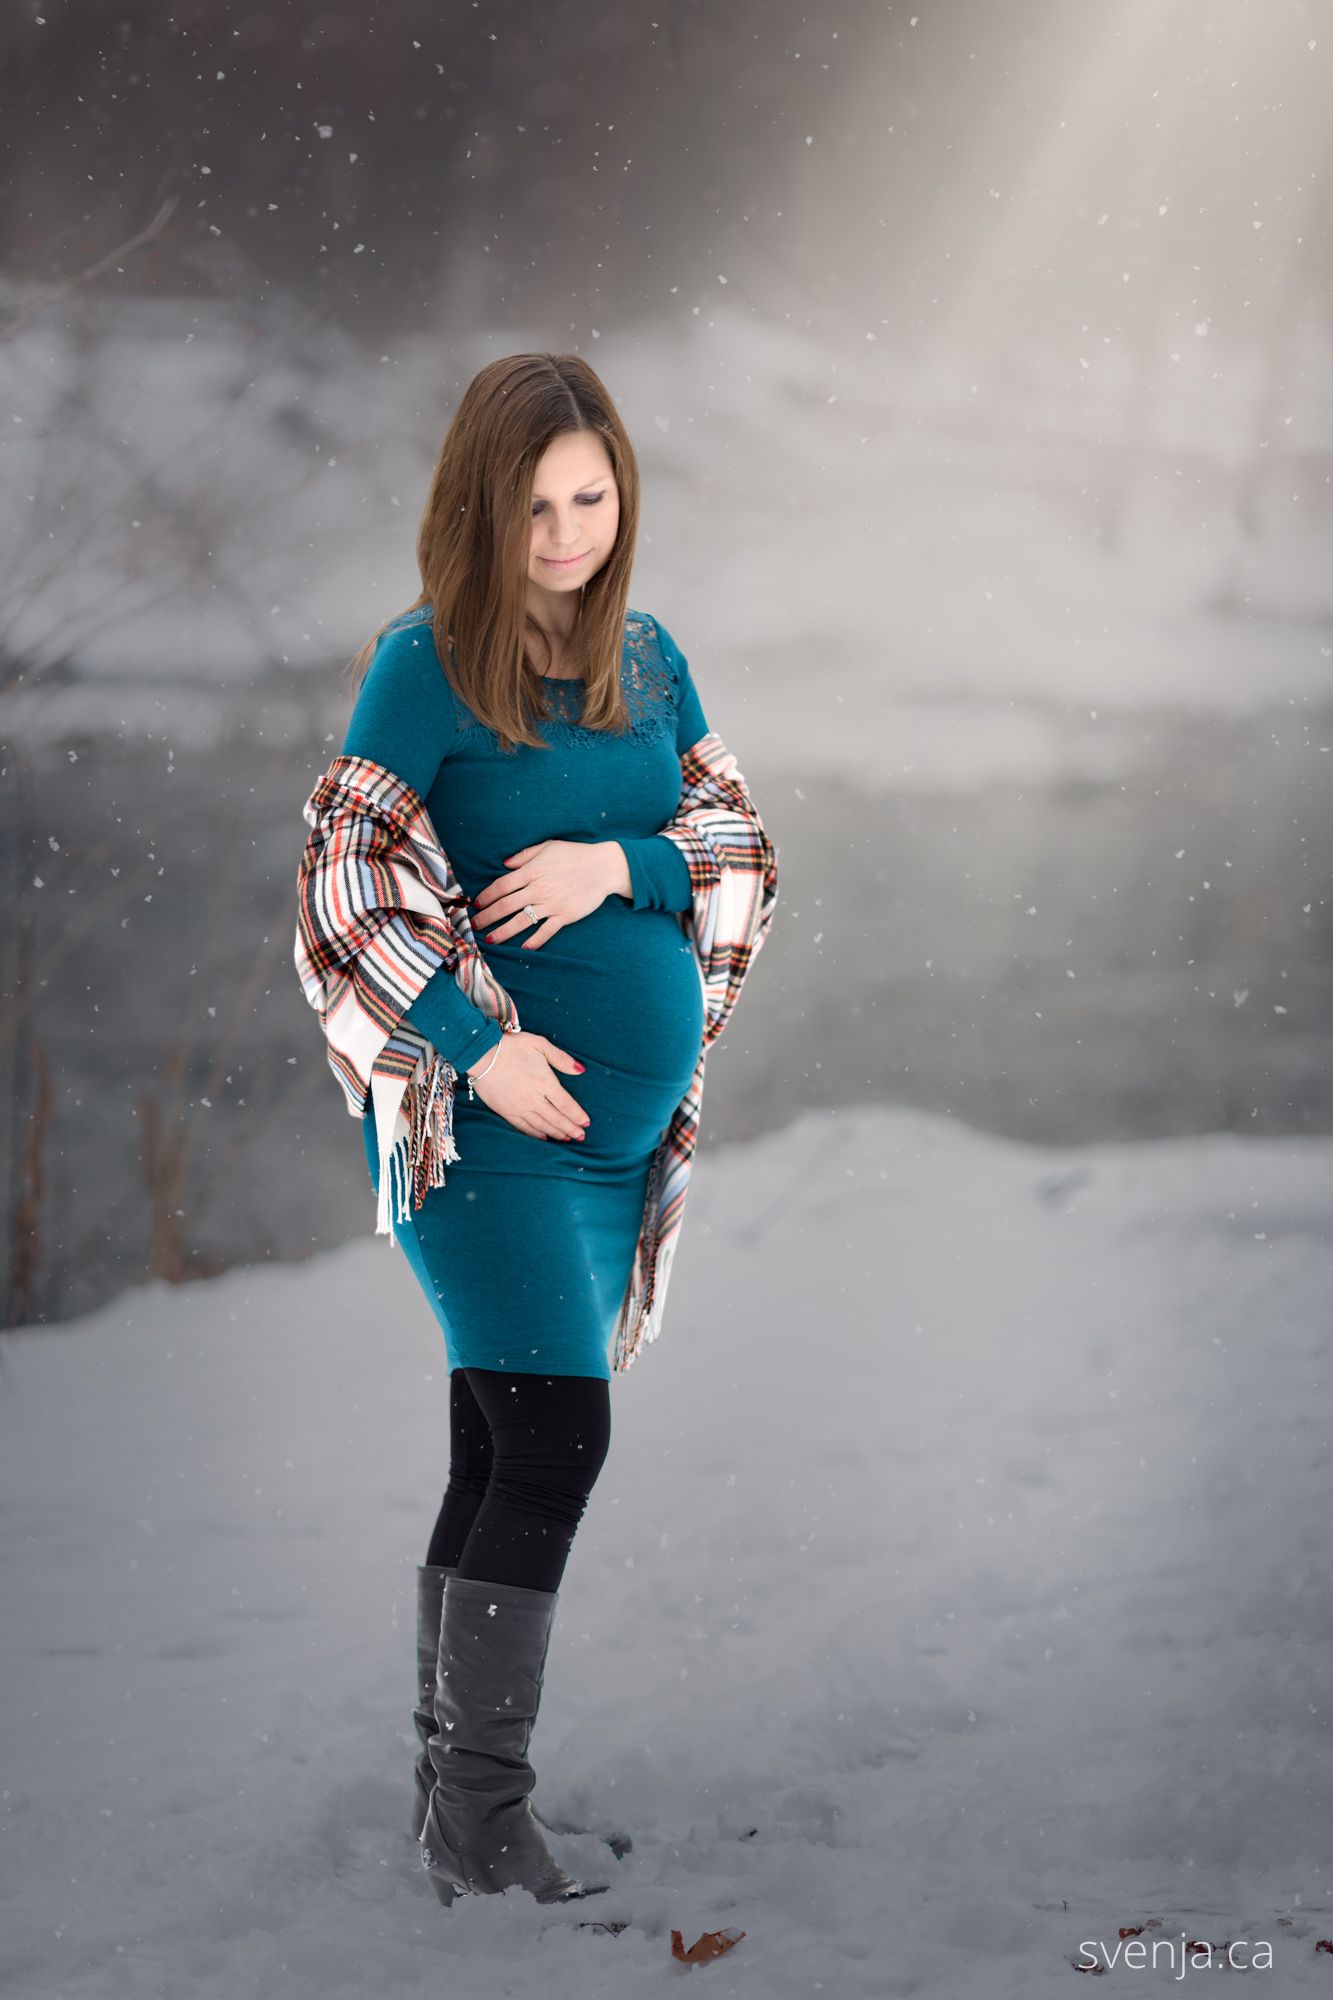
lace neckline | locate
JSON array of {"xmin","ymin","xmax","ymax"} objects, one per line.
[{"xmin": 391, "ymin": 602, "xmax": 673, "ymax": 745}]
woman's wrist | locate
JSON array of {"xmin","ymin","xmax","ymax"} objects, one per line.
[{"xmin": 465, "ymin": 1028, "xmax": 506, "ymax": 1078}]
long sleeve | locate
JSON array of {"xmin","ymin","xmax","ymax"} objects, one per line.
[
  {"xmin": 618, "ymin": 616, "xmax": 711, "ymax": 913},
  {"xmin": 342, "ymin": 615, "xmax": 505, "ymax": 1074},
  {"xmin": 620, "ymin": 835, "xmax": 695, "ymax": 912},
  {"xmin": 402, "ymin": 965, "xmax": 505, "ymax": 1075},
  {"xmin": 341, "ymin": 615, "xmax": 456, "ymax": 800}
]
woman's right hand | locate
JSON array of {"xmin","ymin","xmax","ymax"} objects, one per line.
[{"xmin": 466, "ymin": 1030, "xmax": 590, "ymax": 1143}]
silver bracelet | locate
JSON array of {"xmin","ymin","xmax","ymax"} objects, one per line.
[{"xmin": 466, "ymin": 1030, "xmax": 508, "ymax": 1097}]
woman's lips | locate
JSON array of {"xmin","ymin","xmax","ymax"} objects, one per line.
[{"xmin": 540, "ymin": 552, "xmax": 590, "ymax": 568}]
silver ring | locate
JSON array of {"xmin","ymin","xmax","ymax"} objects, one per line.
[{"xmin": 524, "ymin": 903, "xmax": 538, "ymax": 925}]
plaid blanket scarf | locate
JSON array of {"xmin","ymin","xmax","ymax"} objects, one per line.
[{"xmin": 293, "ymin": 731, "xmax": 777, "ymax": 1372}]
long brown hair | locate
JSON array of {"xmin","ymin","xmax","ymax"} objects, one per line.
[{"xmin": 343, "ymin": 353, "xmax": 641, "ymax": 753}]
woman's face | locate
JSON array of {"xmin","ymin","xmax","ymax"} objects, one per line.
[{"xmin": 525, "ymin": 429, "xmax": 620, "ymax": 604}]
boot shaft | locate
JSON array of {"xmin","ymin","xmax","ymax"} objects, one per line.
[{"xmin": 419, "ymin": 1571, "xmax": 605, "ymax": 1903}]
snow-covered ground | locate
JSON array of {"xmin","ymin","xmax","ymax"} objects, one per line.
[{"xmin": 4, "ymin": 1101, "xmax": 1332, "ymax": 1995}]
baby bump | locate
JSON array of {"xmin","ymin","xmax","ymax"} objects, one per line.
[{"xmin": 476, "ymin": 902, "xmax": 705, "ymax": 1153}]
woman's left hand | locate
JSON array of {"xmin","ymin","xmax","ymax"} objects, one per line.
[{"xmin": 472, "ymin": 840, "xmax": 629, "ymax": 949}]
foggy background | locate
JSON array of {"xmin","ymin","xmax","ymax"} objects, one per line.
[{"xmin": 1, "ymin": 0, "xmax": 1329, "ymax": 1326}]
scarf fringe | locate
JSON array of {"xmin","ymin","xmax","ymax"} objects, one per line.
[
  {"xmin": 611, "ymin": 1230, "xmax": 679, "ymax": 1374},
  {"xmin": 373, "ymin": 1049, "xmax": 462, "ymax": 1245},
  {"xmin": 610, "ymin": 1140, "xmax": 678, "ymax": 1373}
]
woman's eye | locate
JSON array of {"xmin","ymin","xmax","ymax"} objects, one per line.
[{"xmin": 532, "ymin": 494, "xmax": 605, "ymax": 515}]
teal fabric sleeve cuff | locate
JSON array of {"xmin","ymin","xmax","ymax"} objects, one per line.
[
  {"xmin": 402, "ymin": 961, "xmax": 507, "ymax": 1074},
  {"xmin": 618, "ymin": 833, "xmax": 695, "ymax": 913}
]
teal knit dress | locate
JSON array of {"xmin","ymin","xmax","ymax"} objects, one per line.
[{"xmin": 343, "ymin": 605, "xmax": 710, "ymax": 1381}]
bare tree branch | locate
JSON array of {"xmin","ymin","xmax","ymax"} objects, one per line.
[{"xmin": 0, "ymin": 195, "xmax": 182, "ymax": 342}]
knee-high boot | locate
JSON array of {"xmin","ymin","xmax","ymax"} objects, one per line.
[{"xmin": 418, "ymin": 1573, "xmax": 611, "ymax": 1907}]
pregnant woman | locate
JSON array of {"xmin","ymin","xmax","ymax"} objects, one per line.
[{"xmin": 306, "ymin": 353, "xmax": 776, "ymax": 1911}]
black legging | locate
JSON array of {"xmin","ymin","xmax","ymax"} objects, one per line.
[{"xmin": 425, "ymin": 1367, "xmax": 612, "ymax": 1594}]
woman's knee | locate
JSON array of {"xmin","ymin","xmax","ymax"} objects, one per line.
[
  {"xmin": 552, "ymin": 1379, "xmax": 612, "ymax": 1492},
  {"xmin": 463, "ymin": 1369, "xmax": 611, "ymax": 1504}
]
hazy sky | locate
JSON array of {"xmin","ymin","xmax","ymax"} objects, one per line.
[{"xmin": 5, "ymin": 0, "xmax": 1328, "ymax": 366}]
